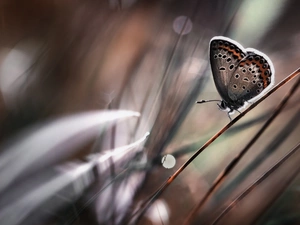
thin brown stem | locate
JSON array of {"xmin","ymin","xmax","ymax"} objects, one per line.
[
  {"xmin": 130, "ymin": 67, "xmax": 300, "ymax": 224},
  {"xmin": 211, "ymin": 141, "xmax": 300, "ymax": 225},
  {"xmin": 184, "ymin": 73, "xmax": 300, "ymax": 224}
]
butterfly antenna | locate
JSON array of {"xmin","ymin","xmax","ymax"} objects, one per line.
[{"xmin": 196, "ymin": 100, "xmax": 222, "ymax": 104}]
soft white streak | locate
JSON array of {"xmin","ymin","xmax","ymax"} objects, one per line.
[
  {"xmin": 93, "ymin": 131, "xmax": 149, "ymax": 165},
  {"xmin": 0, "ymin": 110, "xmax": 140, "ymax": 192},
  {"xmin": 1, "ymin": 132, "xmax": 149, "ymax": 225},
  {"xmin": 0, "ymin": 162, "xmax": 94, "ymax": 225},
  {"xmin": 92, "ymin": 132, "xmax": 149, "ymax": 224}
]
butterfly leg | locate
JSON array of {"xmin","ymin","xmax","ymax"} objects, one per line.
[
  {"xmin": 236, "ymin": 109, "xmax": 242, "ymax": 114},
  {"xmin": 227, "ymin": 110, "xmax": 233, "ymax": 121}
]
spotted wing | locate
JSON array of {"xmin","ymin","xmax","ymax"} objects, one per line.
[
  {"xmin": 209, "ymin": 36, "xmax": 247, "ymax": 101},
  {"xmin": 227, "ymin": 50, "xmax": 274, "ymax": 104}
]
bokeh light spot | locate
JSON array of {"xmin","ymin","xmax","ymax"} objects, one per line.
[
  {"xmin": 173, "ymin": 16, "xmax": 193, "ymax": 35},
  {"xmin": 161, "ymin": 154, "xmax": 176, "ymax": 169}
]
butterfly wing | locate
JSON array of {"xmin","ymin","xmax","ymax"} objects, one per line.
[
  {"xmin": 227, "ymin": 50, "xmax": 275, "ymax": 105},
  {"xmin": 209, "ymin": 37, "xmax": 247, "ymax": 102}
]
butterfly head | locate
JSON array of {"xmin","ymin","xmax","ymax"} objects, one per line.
[
  {"xmin": 218, "ymin": 101, "xmax": 228, "ymax": 111},
  {"xmin": 218, "ymin": 99, "xmax": 245, "ymax": 113}
]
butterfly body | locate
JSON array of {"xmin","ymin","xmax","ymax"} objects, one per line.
[{"xmin": 209, "ymin": 36, "xmax": 275, "ymax": 113}]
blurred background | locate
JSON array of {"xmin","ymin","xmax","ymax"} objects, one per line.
[{"xmin": 0, "ymin": 0, "xmax": 300, "ymax": 224}]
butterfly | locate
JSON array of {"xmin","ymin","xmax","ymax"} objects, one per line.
[{"xmin": 198, "ymin": 36, "xmax": 275, "ymax": 118}]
